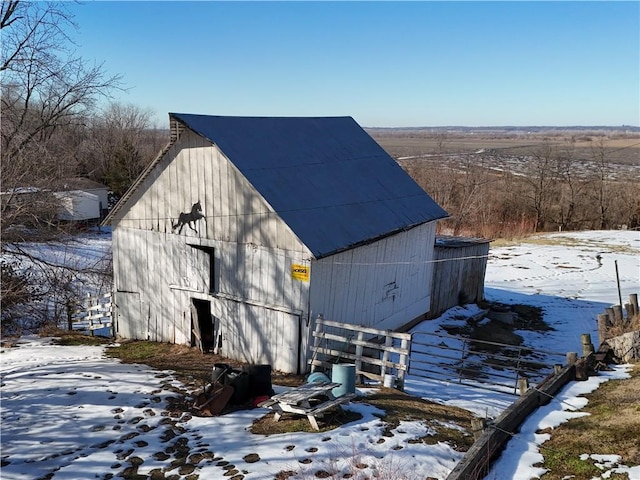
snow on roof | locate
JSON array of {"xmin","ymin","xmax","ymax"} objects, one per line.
[{"xmin": 50, "ymin": 178, "xmax": 108, "ymax": 191}]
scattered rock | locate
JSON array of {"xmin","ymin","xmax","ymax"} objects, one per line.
[
  {"xmin": 178, "ymin": 464, "xmax": 196, "ymax": 475},
  {"xmin": 242, "ymin": 453, "xmax": 260, "ymax": 463}
]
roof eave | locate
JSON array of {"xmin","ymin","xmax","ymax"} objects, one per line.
[
  {"xmin": 102, "ymin": 117, "xmax": 185, "ymax": 227},
  {"xmin": 313, "ymin": 216, "xmax": 448, "ymax": 260}
]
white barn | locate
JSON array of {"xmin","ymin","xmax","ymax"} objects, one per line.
[{"xmin": 104, "ymin": 114, "xmax": 448, "ymax": 373}]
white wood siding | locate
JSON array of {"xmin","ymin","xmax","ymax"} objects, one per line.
[
  {"xmin": 110, "ymin": 128, "xmax": 438, "ymax": 373},
  {"xmin": 112, "ymin": 188, "xmax": 312, "ymax": 373},
  {"xmin": 211, "ymin": 298, "xmax": 301, "ymax": 372},
  {"xmin": 309, "ymin": 222, "xmax": 437, "ymax": 332},
  {"xmin": 113, "ymin": 130, "xmax": 307, "ymax": 252}
]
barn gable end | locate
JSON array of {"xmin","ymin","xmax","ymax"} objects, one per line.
[{"xmin": 106, "ymin": 114, "xmax": 448, "ymax": 373}]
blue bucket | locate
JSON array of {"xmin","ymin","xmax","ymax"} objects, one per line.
[
  {"xmin": 307, "ymin": 371, "xmax": 331, "ymax": 384},
  {"xmin": 331, "ymin": 364, "xmax": 356, "ymax": 397}
]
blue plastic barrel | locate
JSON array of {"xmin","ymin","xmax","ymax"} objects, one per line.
[{"xmin": 331, "ymin": 364, "xmax": 356, "ymax": 397}]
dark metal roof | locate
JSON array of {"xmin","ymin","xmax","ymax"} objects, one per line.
[
  {"xmin": 435, "ymin": 235, "xmax": 491, "ymax": 248},
  {"xmin": 170, "ymin": 113, "xmax": 448, "ymax": 258}
]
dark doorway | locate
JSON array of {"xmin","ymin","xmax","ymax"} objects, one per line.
[{"xmin": 191, "ymin": 299, "xmax": 215, "ymax": 353}]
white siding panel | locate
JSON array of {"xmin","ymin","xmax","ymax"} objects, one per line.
[
  {"xmin": 310, "ymin": 222, "xmax": 437, "ymax": 331},
  {"xmin": 111, "ymin": 129, "xmax": 323, "ymax": 372},
  {"xmin": 216, "ymin": 299, "xmax": 299, "ymax": 372},
  {"xmin": 112, "ymin": 224, "xmax": 312, "ymax": 371},
  {"xmin": 217, "ymin": 149, "xmax": 228, "ymax": 241},
  {"xmin": 115, "ymin": 292, "xmax": 140, "ymax": 339}
]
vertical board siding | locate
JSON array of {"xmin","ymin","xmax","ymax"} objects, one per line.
[
  {"xmin": 309, "ymin": 222, "xmax": 436, "ymax": 332},
  {"xmin": 429, "ymin": 239, "xmax": 489, "ymax": 318},
  {"xmin": 110, "ymin": 128, "xmax": 443, "ymax": 373},
  {"xmin": 114, "ymin": 129, "xmax": 309, "ymax": 252},
  {"xmin": 113, "ymin": 198, "xmax": 312, "ymax": 372},
  {"xmin": 213, "ymin": 300, "xmax": 299, "ymax": 372}
]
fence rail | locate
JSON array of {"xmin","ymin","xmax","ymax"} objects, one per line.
[
  {"xmin": 70, "ymin": 292, "xmax": 113, "ymax": 335},
  {"xmin": 410, "ymin": 330, "xmax": 566, "ymax": 395},
  {"xmin": 309, "ymin": 317, "xmax": 569, "ymax": 395},
  {"xmin": 309, "ymin": 317, "xmax": 411, "ymax": 389}
]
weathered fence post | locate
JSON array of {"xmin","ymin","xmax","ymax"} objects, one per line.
[
  {"xmin": 518, "ymin": 378, "xmax": 529, "ymax": 396},
  {"xmin": 354, "ymin": 330, "xmax": 364, "ymax": 384},
  {"xmin": 615, "ymin": 259, "xmax": 623, "ymax": 308},
  {"xmin": 597, "ymin": 313, "xmax": 610, "ymax": 345},
  {"xmin": 625, "ymin": 303, "xmax": 634, "ymax": 319},
  {"xmin": 380, "ymin": 333, "xmax": 393, "ymax": 381},
  {"xmin": 310, "ymin": 315, "xmax": 324, "ymax": 372},
  {"xmin": 554, "ymin": 364, "xmax": 563, "ymax": 375},
  {"xmin": 605, "ymin": 307, "xmax": 616, "ymax": 324},
  {"xmin": 612, "ymin": 305, "xmax": 624, "ymax": 324},
  {"xmin": 581, "ymin": 333, "xmax": 594, "ymax": 356},
  {"xmin": 471, "ymin": 418, "xmax": 486, "ymax": 441},
  {"xmin": 458, "ymin": 338, "xmax": 468, "ymax": 384},
  {"xmin": 397, "ymin": 336, "xmax": 409, "ymax": 391},
  {"xmin": 630, "ymin": 293, "xmax": 639, "ymax": 317},
  {"xmin": 566, "ymin": 352, "xmax": 578, "ymax": 365}
]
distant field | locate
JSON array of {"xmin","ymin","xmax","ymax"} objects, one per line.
[{"xmin": 369, "ymin": 128, "xmax": 640, "ymax": 166}]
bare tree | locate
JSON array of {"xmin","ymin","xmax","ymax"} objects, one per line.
[
  {"xmin": 1, "ymin": 1, "xmax": 120, "ymax": 330},
  {"xmin": 448, "ymin": 154, "xmax": 497, "ymax": 235},
  {"xmin": 83, "ymin": 102, "xmax": 165, "ymax": 199},
  {"xmin": 551, "ymin": 138, "xmax": 591, "ymax": 231},
  {"xmin": 1, "ymin": 1, "xmax": 122, "ymax": 195},
  {"xmin": 520, "ymin": 143, "xmax": 561, "ymax": 232},
  {"xmin": 588, "ymin": 138, "xmax": 614, "ymax": 229}
]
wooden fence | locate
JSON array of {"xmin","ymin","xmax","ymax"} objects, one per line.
[
  {"xmin": 597, "ymin": 292, "xmax": 639, "ymax": 344},
  {"xmin": 70, "ymin": 292, "xmax": 113, "ymax": 336},
  {"xmin": 309, "ymin": 317, "xmax": 411, "ymax": 389},
  {"xmin": 446, "ymin": 355, "xmax": 589, "ymax": 480}
]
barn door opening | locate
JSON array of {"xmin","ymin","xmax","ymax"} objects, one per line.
[{"xmin": 191, "ymin": 298, "xmax": 215, "ymax": 353}]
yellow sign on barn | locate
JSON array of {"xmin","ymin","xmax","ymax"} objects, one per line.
[{"xmin": 291, "ymin": 263, "xmax": 310, "ymax": 282}]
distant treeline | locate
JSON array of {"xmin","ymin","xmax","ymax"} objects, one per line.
[
  {"xmin": 400, "ymin": 142, "xmax": 639, "ymax": 238},
  {"xmin": 368, "ymin": 125, "xmax": 640, "ymax": 134}
]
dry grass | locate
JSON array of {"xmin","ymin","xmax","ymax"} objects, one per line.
[
  {"xmin": 48, "ymin": 329, "xmax": 112, "ymax": 346},
  {"xmin": 605, "ymin": 315, "xmax": 640, "ymax": 339},
  {"xmin": 537, "ymin": 364, "xmax": 640, "ymax": 480},
  {"xmin": 104, "ymin": 339, "xmax": 306, "ymax": 391}
]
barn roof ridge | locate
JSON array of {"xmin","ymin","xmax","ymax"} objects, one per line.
[
  {"xmin": 107, "ymin": 113, "xmax": 448, "ymax": 258},
  {"xmin": 170, "ymin": 113, "xmax": 448, "ymax": 258}
]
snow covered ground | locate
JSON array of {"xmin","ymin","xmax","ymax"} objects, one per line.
[{"xmin": 1, "ymin": 230, "xmax": 638, "ymax": 480}]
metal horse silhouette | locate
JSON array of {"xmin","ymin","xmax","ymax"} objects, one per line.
[{"xmin": 172, "ymin": 201, "xmax": 204, "ymax": 234}]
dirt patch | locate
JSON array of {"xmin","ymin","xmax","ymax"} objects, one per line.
[
  {"xmin": 103, "ymin": 339, "xmax": 475, "ymax": 450},
  {"xmin": 440, "ymin": 304, "xmax": 552, "ymax": 381},
  {"xmin": 537, "ymin": 364, "xmax": 640, "ymax": 479},
  {"xmin": 251, "ymin": 408, "xmax": 363, "ymax": 434},
  {"xmin": 251, "ymin": 387, "xmax": 474, "ymax": 450},
  {"xmin": 104, "ymin": 339, "xmax": 306, "ymax": 391},
  {"xmin": 469, "ymin": 320, "xmax": 524, "ymax": 351}
]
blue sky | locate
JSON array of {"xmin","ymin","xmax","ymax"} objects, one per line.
[{"xmin": 70, "ymin": 1, "xmax": 639, "ymax": 128}]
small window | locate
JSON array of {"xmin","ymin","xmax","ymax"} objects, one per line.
[{"xmin": 189, "ymin": 245, "xmax": 217, "ymax": 294}]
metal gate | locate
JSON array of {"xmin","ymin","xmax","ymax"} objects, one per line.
[{"xmin": 409, "ymin": 330, "xmax": 566, "ymax": 395}]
